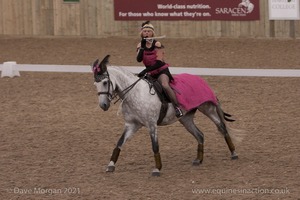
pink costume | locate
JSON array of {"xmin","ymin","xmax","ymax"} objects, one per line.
[
  {"xmin": 142, "ymin": 48, "xmax": 169, "ymax": 76},
  {"xmin": 170, "ymin": 74, "xmax": 218, "ymax": 111}
]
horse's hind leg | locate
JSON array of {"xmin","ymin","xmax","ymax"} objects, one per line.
[
  {"xmin": 106, "ymin": 123, "xmax": 142, "ymax": 172},
  {"xmin": 179, "ymin": 109, "xmax": 204, "ymax": 165},
  {"xmin": 198, "ymin": 102, "xmax": 238, "ymax": 160}
]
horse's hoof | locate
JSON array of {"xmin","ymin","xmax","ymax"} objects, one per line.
[
  {"xmin": 151, "ymin": 168, "xmax": 160, "ymax": 177},
  {"xmin": 231, "ymin": 155, "xmax": 238, "ymax": 160},
  {"xmin": 231, "ymin": 154, "xmax": 238, "ymax": 160},
  {"xmin": 106, "ymin": 165, "xmax": 115, "ymax": 172},
  {"xmin": 192, "ymin": 159, "xmax": 202, "ymax": 166}
]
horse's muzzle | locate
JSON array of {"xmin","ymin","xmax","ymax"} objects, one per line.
[{"xmin": 100, "ymin": 102, "xmax": 110, "ymax": 111}]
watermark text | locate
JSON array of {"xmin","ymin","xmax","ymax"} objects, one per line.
[{"xmin": 192, "ymin": 187, "xmax": 290, "ymax": 195}]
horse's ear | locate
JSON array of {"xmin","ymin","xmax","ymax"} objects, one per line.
[
  {"xmin": 99, "ymin": 55, "xmax": 110, "ymax": 72},
  {"xmin": 92, "ymin": 58, "xmax": 100, "ymax": 74},
  {"xmin": 103, "ymin": 55, "xmax": 110, "ymax": 63},
  {"xmin": 93, "ymin": 59, "xmax": 99, "ymax": 68}
]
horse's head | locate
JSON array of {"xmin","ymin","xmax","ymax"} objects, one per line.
[{"xmin": 93, "ymin": 55, "xmax": 115, "ymax": 111}]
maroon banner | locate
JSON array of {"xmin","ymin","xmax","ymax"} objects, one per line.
[{"xmin": 114, "ymin": 0, "xmax": 260, "ymax": 21}]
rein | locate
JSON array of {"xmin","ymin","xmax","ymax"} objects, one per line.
[
  {"xmin": 96, "ymin": 71, "xmax": 144, "ymax": 104},
  {"xmin": 96, "ymin": 71, "xmax": 152, "ymax": 104},
  {"xmin": 113, "ymin": 77, "xmax": 143, "ymax": 104}
]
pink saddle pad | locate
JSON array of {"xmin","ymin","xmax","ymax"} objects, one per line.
[{"xmin": 170, "ymin": 73, "xmax": 218, "ymax": 111}]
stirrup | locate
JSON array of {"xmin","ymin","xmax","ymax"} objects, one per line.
[{"xmin": 175, "ymin": 107, "xmax": 183, "ymax": 118}]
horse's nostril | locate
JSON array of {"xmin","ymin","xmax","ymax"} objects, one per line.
[{"xmin": 100, "ymin": 103, "xmax": 109, "ymax": 111}]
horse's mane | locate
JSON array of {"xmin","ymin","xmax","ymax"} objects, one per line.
[{"xmin": 109, "ymin": 65, "xmax": 137, "ymax": 79}]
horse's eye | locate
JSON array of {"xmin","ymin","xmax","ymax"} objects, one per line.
[{"xmin": 103, "ymin": 81, "xmax": 108, "ymax": 86}]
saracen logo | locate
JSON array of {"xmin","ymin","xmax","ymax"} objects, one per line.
[{"xmin": 215, "ymin": 0, "xmax": 255, "ymax": 16}]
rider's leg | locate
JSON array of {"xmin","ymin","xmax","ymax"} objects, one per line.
[{"xmin": 158, "ymin": 74, "xmax": 183, "ymax": 117}]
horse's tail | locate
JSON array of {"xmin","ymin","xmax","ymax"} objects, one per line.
[{"xmin": 216, "ymin": 101, "xmax": 245, "ymax": 143}]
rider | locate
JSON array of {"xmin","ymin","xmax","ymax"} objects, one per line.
[{"xmin": 136, "ymin": 21, "xmax": 183, "ymax": 118}]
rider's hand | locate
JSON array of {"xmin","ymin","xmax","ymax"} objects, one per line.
[
  {"xmin": 141, "ymin": 38, "xmax": 147, "ymax": 49},
  {"xmin": 138, "ymin": 70, "xmax": 146, "ymax": 77}
]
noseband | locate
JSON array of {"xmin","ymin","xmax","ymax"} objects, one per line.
[{"xmin": 95, "ymin": 72, "xmax": 114, "ymax": 102}]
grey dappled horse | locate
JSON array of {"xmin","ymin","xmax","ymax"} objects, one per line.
[{"xmin": 93, "ymin": 55, "xmax": 238, "ymax": 176}]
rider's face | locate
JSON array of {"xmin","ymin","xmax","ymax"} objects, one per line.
[{"xmin": 142, "ymin": 29, "xmax": 154, "ymax": 38}]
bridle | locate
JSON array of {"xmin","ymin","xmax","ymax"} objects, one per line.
[
  {"xmin": 95, "ymin": 70, "xmax": 144, "ymax": 104},
  {"xmin": 95, "ymin": 72, "xmax": 115, "ymax": 102}
]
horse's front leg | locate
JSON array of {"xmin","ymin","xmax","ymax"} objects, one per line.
[
  {"xmin": 106, "ymin": 123, "xmax": 141, "ymax": 172},
  {"xmin": 148, "ymin": 125, "xmax": 162, "ymax": 176}
]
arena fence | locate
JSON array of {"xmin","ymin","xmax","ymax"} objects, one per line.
[{"xmin": 1, "ymin": 62, "xmax": 300, "ymax": 78}]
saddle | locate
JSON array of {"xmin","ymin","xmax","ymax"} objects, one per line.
[{"xmin": 145, "ymin": 75, "xmax": 170, "ymax": 125}]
